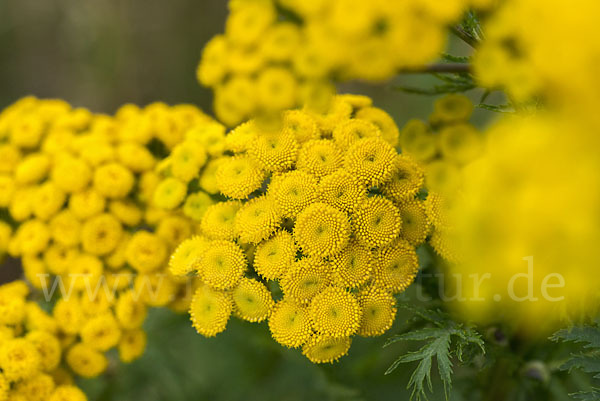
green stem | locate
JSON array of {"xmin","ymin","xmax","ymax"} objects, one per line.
[
  {"xmin": 451, "ymin": 26, "xmax": 479, "ymax": 48},
  {"xmin": 400, "ymin": 63, "xmax": 471, "ymax": 74}
]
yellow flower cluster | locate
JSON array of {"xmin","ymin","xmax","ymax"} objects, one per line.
[
  {"xmin": 197, "ymin": 0, "xmax": 494, "ymax": 126},
  {"xmin": 0, "ymin": 281, "xmax": 91, "ymax": 401},
  {"xmin": 397, "ymin": 94, "xmax": 482, "ymax": 262},
  {"xmin": 474, "ymin": 0, "xmax": 600, "ymax": 111},
  {"xmin": 170, "ymin": 95, "xmax": 428, "ymax": 363}
]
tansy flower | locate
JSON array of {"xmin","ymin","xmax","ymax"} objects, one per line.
[
  {"xmin": 66, "ymin": 254, "xmax": 104, "ymax": 292},
  {"xmin": 66, "ymin": 343, "xmax": 107, "ymax": 379},
  {"xmin": 153, "ymin": 177, "xmax": 187, "ymax": 210},
  {"xmin": 0, "ymin": 175, "xmax": 15, "ymax": 207},
  {"xmin": 0, "ymin": 143, "xmax": 21, "ymax": 173},
  {"xmin": 294, "ymin": 202, "xmax": 350, "ymax": 258},
  {"xmin": 373, "ymin": 239, "xmax": 419, "ymax": 294},
  {"xmin": 169, "ymin": 236, "xmax": 210, "ymax": 277},
  {"xmin": 224, "ymin": 121, "xmax": 257, "ymax": 153},
  {"xmin": 32, "ymin": 182, "xmax": 66, "ymax": 221},
  {"xmin": 93, "ymin": 162, "xmax": 134, "ymax": 199},
  {"xmin": 13, "ymin": 372, "xmax": 55, "ymax": 401},
  {"xmin": 399, "ymin": 119, "xmax": 437, "ymax": 163},
  {"xmin": 189, "ymin": 286, "xmax": 233, "ymax": 337},
  {"xmin": 170, "ymin": 141, "xmax": 207, "ymax": 182},
  {"xmin": 68, "ymin": 189, "xmax": 106, "ymax": 220},
  {"xmin": 270, "ymin": 170, "xmax": 319, "ymax": 218},
  {"xmin": 398, "ymin": 199, "xmax": 431, "ymax": 246},
  {"xmin": 232, "ymin": 278, "xmax": 274, "ymax": 322},
  {"xmin": 50, "ymin": 156, "xmax": 91, "ymax": 193},
  {"xmin": 381, "ymin": 154, "xmax": 425, "ymax": 203},
  {"xmin": 80, "ymin": 313, "xmax": 122, "ymax": 352},
  {"xmin": 119, "ymin": 329, "xmax": 147, "ymax": 363},
  {"xmin": 116, "ymin": 142, "xmax": 156, "ymax": 173},
  {"xmin": 196, "ymin": 35, "xmax": 227, "ymax": 86},
  {"xmin": 198, "ymin": 240, "xmax": 247, "ymax": 290},
  {"xmin": 115, "ymin": 291, "xmax": 148, "ymax": 330},
  {"xmin": 0, "ymin": 294, "xmax": 25, "ymax": 325},
  {"xmin": 253, "ymin": 230, "xmax": 296, "ymax": 280},
  {"xmin": 81, "ymin": 213, "xmax": 123, "ymax": 255},
  {"xmin": 109, "ymin": 200, "xmax": 143, "ymax": 227},
  {"xmin": 268, "ymin": 299, "xmax": 312, "ymax": 348},
  {"xmin": 318, "ymin": 170, "xmax": 367, "ymax": 213},
  {"xmin": 133, "ymin": 273, "xmax": 177, "ymax": 307},
  {"xmin": 355, "ymin": 107, "xmax": 400, "ymax": 147},
  {"xmin": 201, "ymin": 200, "xmax": 241, "ymax": 241},
  {"xmin": 296, "ymin": 139, "xmax": 343, "ymax": 179},
  {"xmin": 430, "ymin": 94, "xmax": 474, "ymax": 125},
  {"xmin": 49, "ymin": 211, "xmax": 81, "ymax": 247},
  {"xmin": 43, "ymin": 245, "xmax": 78, "ymax": 275},
  {"xmin": 309, "ymin": 287, "xmax": 362, "ymax": 338},
  {"xmin": 14, "ymin": 153, "xmax": 50, "ymax": 185},
  {"xmin": 357, "ymin": 286, "xmax": 397, "ymax": 337},
  {"xmin": 25, "ymin": 331, "xmax": 61, "ymax": 371},
  {"xmin": 0, "ymin": 374, "xmax": 7, "ymax": 401},
  {"xmin": 216, "ymin": 155, "xmax": 265, "ymax": 199},
  {"xmin": 15, "ymin": 219, "xmax": 50, "ymax": 255},
  {"xmin": 48, "ymin": 386, "xmax": 88, "ymax": 401},
  {"xmin": 352, "ymin": 196, "xmax": 402, "ymax": 248},
  {"xmin": 155, "ymin": 215, "xmax": 192, "ymax": 248},
  {"xmin": 302, "ymin": 335, "xmax": 352, "ymax": 364},
  {"xmin": 280, "ymin": 258, "xmax": 332, "ymax": 304},
  {"xmin": 332, "ymin": 119, "xmax": 381, "ymax": 148},
  {"xmin": 9, "ymin": 186, "xmax": 36, "ymax": 222},
  {"xmin": 330, "ymin": 241, "xmax": 373, "ymax": 289},
  {"xmin": 337, "ymin": 94, "xmax": 372, "ymax": 109},
  {"xmin": 183, "ymin": 192, "xmax": 214, "ymax": 221},
  {"xmin": 256, "ymin": 67, "xmax": 298, "ymax": 111},
  {"xmin": 53, "ymin": 298, "xmax": 84, "ymax": 335},
  {"xmin": 438, "ymin": 123, "xmax": 483, "ymax": 166},
  {"xmin": 282, "ymin": 109, "xmax": 319, "ymax": 144},
  {"xmin": 344, "ymin": 137, "xmax": 396, "ymax": 187},
  {"xmin": 248, "ymin": 130, "xmax": 299, "ymax": 172},
  {"xmin": 199, "ymin": 157, "xmax": 227, "ymax": 195},
  {"xmin": 0, "ymin": 338, "xmax": 41, "ymax": 381},
  {"xmin": 225, "ymin": 0, "xmax": 275, "ymax": 46},
  {"xmin": 425, "ymin": 160, "xmax": 462, "ymax": 195},
  {"xmin": 125, "ymin": 231, "xmax": 167, "ymax": 273},
  {"xmin": 234, "ymin": 196, "xmax": 281, "ymax": 244},
  {"xmin": 429, "ymin": 228, "xmax": 460, "ymax": 263}
]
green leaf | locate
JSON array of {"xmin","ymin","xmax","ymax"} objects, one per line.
[
  {"xmin": 572, "ymin": 388, "xmax": 600, "ymax": 401},
  {"xmin": 560, "ymin": 354, "xmax": 600, "ymax": 379},
  {"xmin": 551, "ymin": 326, "xmax": 600, "ymax": 349}
]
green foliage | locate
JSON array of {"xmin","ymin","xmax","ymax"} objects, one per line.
[
  {"xmin": 384, "ymin": 304, "xmax": 485, "ymax": 401},
  {"xmin": 394, "ymin": 72, "xmax": 476, "ymax": 96}
]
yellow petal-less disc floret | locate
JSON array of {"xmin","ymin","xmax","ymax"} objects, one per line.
[
  {"xmin": 302, "ymin": 335, "xmax": 351, "ymax": 364},
  {"xmin": 330, "ymin": 241, "xmax": 373, "ymax": 289},
  {"xmin": 216, "ymin": 155, "xmax": 265, "ymax": 199},
  {"xmin": 152, "ymin": 177, "xmax": 187, "ymax": 210},
  {"xmin": 431, "ymin": 94, "xmax": 474, "ymax": 125},
  {"xmin": 169, "ymin": 236, "xmax": 209, "ymax": 277},
  {"xmin": 399, "ymin": 119, "xmax": 437, "ymax": 163},
  {"xmin": 309, "ymin": 286, "xmax": 362, "ymax": 338},
  {"xmin": 438, "ymin": 123, "xmax": 483, "ymax": 166},
  {"xmin": 0, "ymin": 338, "xmax": 41, "ymax": 381},
  {"xmin": 268, "ymin": 298, "xmax": 312, "ymax": 348},
  {"xmin": 270, "ymin": 170, "xmax": 319, "ymax": 218},
  {"xmin": 80, "ymin": 213, "xmax": 122, "ymax": 256},
  {"xmin": 344, "ymin": 137, "xmax": 396, "ymax": 187},
  {"xmin": 25, "ymin": 331, "xmax": 61, "ymax": 371},
  {"xmin": 49, "ymin": 386, "xmax": 88, "ymax": 401},
  {"xmin": 115, "ymin": 291, "xmax": 148, "ymax": 330},
  {"xmin": 248, "ymin": 130, "xmax": 298, "ymax": 172},
  {"xmin": 197, "ymin": 240, "xmax": 246, "ymax": 290},
  {"xmin": 13, "ymin": 372, "xmax": 55, "ymax": 401},
  {"xmin": 93, "ymin": 162, "xmax": 134, "ymax": 199},
  {"xmin": 65, "ymin": 343, "xmax": 107, "ymax": 379},
  {"xmin": 182, "ymin": 192, "xmax": 214, "ymax": 221},
  {"xmin": 357, "ymin": 286, "xmax": 397, "ymax": 337},
  {"xmin": 234, "ymin": 196, "xmax": 281, "ymax": 244},
  {"xmin": 125, "ymin": 231, "xmax": 167, "ymax": 273},
  {"xmin": 253, "ymin": 230, "xmax": 296, "ymax": 280},
  {"xmin": 189, "ymin": 286, "xmax": 233, "ymax": 337},
  {"xmin": 201, "ymin": 201, "xmax": 241, "ymax": 240},
  {"xmin": 318, "ymin": 170, "xmax": 367, "ymax": 213},
  {"xmin": 381, "ymin": 154, "xmax": 425, "ymax": 203},
  {"xmin": 282, "ymin": 109, "xmax": 320, "ymax": 144},
  {"xmin": 281, "ymin": 258, "xmax": 332, "ymax": 305},
  {"xmin": 398, "ymin": 199, "xmax": 431, "ymax": 246},
  {"xmin": 373, "ymin": 239, "xmax": 419, "ymax": 294},
  {"xmin": 296, "ymin": 139, "xmax": 343, "ymax": 179},
  {"xmin": 232, "ymin": 278, "xmax": 274, "ymax": 322},
  {"xmin": 294, "ymin": 202, "xmax": 350, "ymax": 258},
  {"xmin": 332, "ymin": 119, "xmax": 381, "ymax": 148},
  {"xmin": 118, "ymin": 329, "xmax": 147, "ymax": 363},
  {"xmin": 352, "ymin": 196, "xmax": 402, "ymax": 249},
  {"xmin": 355, "ymin": 107, "xmax": 400, "ymax": 147}
]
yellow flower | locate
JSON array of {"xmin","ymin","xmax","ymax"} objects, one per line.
[
  {"xmin": 344, "ymin": 137, "xmax": 396, "ymax": 187},
  {"xmin": 309, "ymin": 286, "xmax": 361, "ymax": 337},
  {"xmin": 225, "ymin": 0, "xmax": 275, "ymax": 46},
  {"xmin": 66, "ymin": 343, "xmax": 107, "ymax": 379},
  {"xmin": 32, "ymin": 182, "xmax": 66, "ymax": 220},
  {"xmin": 438, "ymin": 123, "xmax": 483, "ymax": 166},
  {"xmin": 234, "ymin": 196, "xmax": 281, "ymax": 244},
  {"xmin": 355, "ymin": 107, "xmax": 400, "ymax": 147},
  {"xmin": 253, "ymin": 230, "xmax": 296, "ymax": 281},
  {"xmin": 9, "ymin": 186, "xmax": 36, "ymax": 222},
  {"xmin": 357, "ymin": 286, "xmax": 397, "ymax": 337},
  {"xmin": 169, "ymin": 236, "xmax": 209, "ymax": 277},
  {"xmin": 0, "ymin": 338, "xmax": 41, "ymax": 381},
  {"xmin": 115, "ymin": 291, "xmax": 148, "ymax": 330},
  {"xmin": 53, "ymin": 298, "xmax": 84, "ymax": 335},
  {"xmin": 232, "ymin": 278, "xmax": 274, "ymax": 322},
  {"xmin": 216, "ymin": 155, "xmax": 265, "ymax": 199},
  {"xmin": 43, "ymin": 245, "xmax": 77, "ymax": 275},
  {"xmin": 66, "ymin": 254, "xmax": 104, "ymax": 292},
  {"xmin": 13, "ymin": 372, "xmax": 55, "ymax": 401},
  {"xmin": 270, "ymin": 170, "xmax": 319, "ymax": 218},
  {"xmin": 430, "ymin": 94, "xmax": 474, "ymax": 125},
  {"xmin": 10, "ymin": 115, "xmax": 45, "ymax": 148},
  {"xmin": 0, "ymin": 144, "xmax": 21, "ymax": 173},
  {"xmin": 0, "ymin": 374, "xmax": 7, "ymax": 401},
  {"xmin": 0, "ymin": 294, "xmax": 25, "ymax": 326},
  {"xmin": 68, "ymin": 189, "xmax": 106, "ymax": 220},
  {"xmin": 256, "ymin": 67, "xmax": 298, "ymax": 111},
  {"xmin": 280, "ymin": 258, "xmax": 331, "ymax": 304},
  {"xmin": 81, "ymin": 213, "xmax": 122, "ymax": 255},
  {"xmin": 296, "ymin": 139, "xmax": 344, "ymax": 179},
  {"xmin": 15, "ymin": 219, "xmax": 50, "ymax": 256},
  {"xmin": 302, "ymin": 335, "xmax": 351, "ymax": 364},
  {"xmin": 183, "ymin": 192, "xmax": 214, "ymax": 221},
  {"xmin": 262, "ymin": 22, "xmax": 301, "ymax": 62},
  {"xmin": 318, "ymin": 170, "xmax": 367, "ymax": 213},
  {"xmin": 170, "ymin": 141, "xmax": 207, "ymax": 182},
  {"xmin": 330, "ymin": 240, "xmax": 373, "ymax": 289},
  {"xmin": 425, "ymin": 160, "xmax": 462, "ymax": 196},
  {"xmin": 25, "ymin": 331, "xmax": 61, "ymax": 372},
  {"xmin": 116, "ymin": 142, "xmax": 156, "ymax": 173},
  {"xmin": 398, "ymin": 199, "xmax": 431, "ymax": 246},
  {"xmin": 49, "ymin": 211, "xmax": 81, "ymax": 247},
  {"xmin": 155, "ymin": 215, "xmax": 192, "ymax": 248},
  {"xmin": 197, "ymin": 240, "xmax": 246, "ymax": 290},
  {"xmin": 197, "ymin": 34, "xmax": 227, "ymax": 86},
  {"xmin": 93, "ymin": 162, "xmax": 134, "ymax": 199},
  {"xmin": 332, "ymin": 119, "xmax": 381, "ymax": 148},
  {"xmin": 48, "ymin": 385, "xmax": 88, "ymax": 401},
  {"xmin": 119, "ymin": 329, "xmax": 147, "ymax": 363},
  {"xmin": 248, "ymin": 131, "xmax": 299, "ymax": 173},
  {"xmin": 189, "ymin": 286, "xmax": 233, "ymax": 337},
  {"xmin": 200, "ymin": 201, "xmax": 241, "ymax": 241},
  {"xmin": 294, "ymin": 202, "xmax": 350, "ymax": 258},
  {"xmin": 0, "ymin": 175, "xmax": 15, "ymax": 207},
  {"xmin": 14, "ymin": 153, "xmax": 51, "ymax": 185},
  {"xmin": 373, "ymin": 239, "xmax": 419, "ymax": 294},
  {"xmin": 126, "ymin": 231, "xmax": 167, "ymax": 273},
  {"xmin": 50, "ymin": 156, "xmax": 91, "ymax": 193},
  {"xmin": 199, "ymin": 157, "xmax": 227, "ymax": 195},
  {"xmin": 268, "ymin": 299, "xmax": 312, "ymax": 348},
  {"xmin": 399, "ymin": 119, "xmax": 437, "ymax": 162},
  {"xmin": 153, "ymin": 177, "xmax": 187, "ymax": 210},
  {"xmin": 282, "ymin": 109, "xmax": 320, "ymax": 144},
  {"xmin": 109, "ymin": 200, "xmax": 143, "ymax": 227},
  {"xmin": 381, "ymin": 154, "xmax": 425, "ymax": 203},
  {"xmin": 80, "ymin": 313, "xmax": 122, "ymax": 352},
  {"xmin": 352, "ymin": 196, "xmax": 402, "ymax": 248}
]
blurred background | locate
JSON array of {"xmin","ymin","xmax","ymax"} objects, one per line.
[{"xmin": 0, "ymin": 1, "xmax": 490, "ymax": 400}]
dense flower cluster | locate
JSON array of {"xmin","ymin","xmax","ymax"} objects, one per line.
[
  {"xmin": 170, "ymin": 95, "xmax": 428, "ymax": 363},
  {"xmin": 0, "ymin": 280, "xmax": 91, "ymax": 401},
  {"xmin": 198, "ymin": 0, "xmax": 494, "ymax": 126}
]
